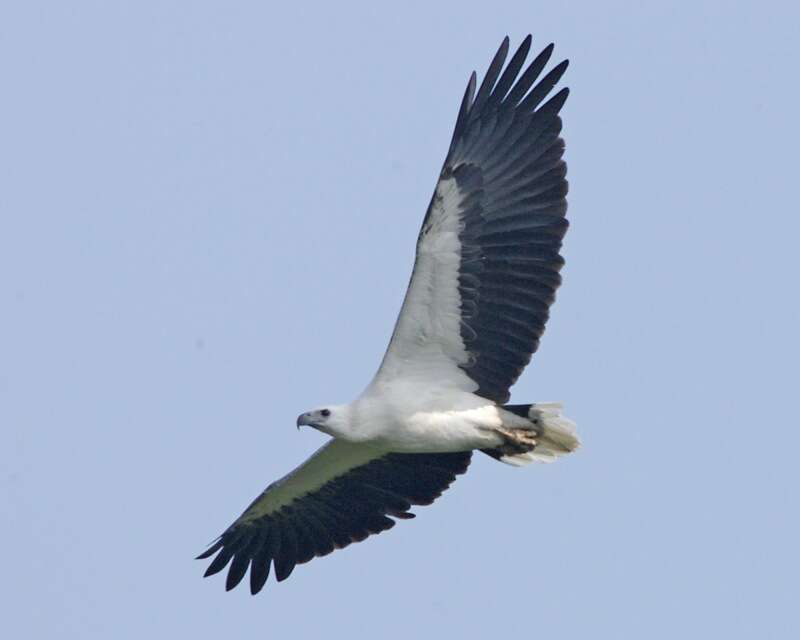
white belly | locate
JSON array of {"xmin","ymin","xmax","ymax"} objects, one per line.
[
  {"xmin": 396, "ymin": 406, "xmax": 506, "ymax": 452},
  {"xmin": 352, "ymin": 383, "xmax": 508, "ymax": 452}
]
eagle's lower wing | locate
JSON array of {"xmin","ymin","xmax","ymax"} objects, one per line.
[
  {"xmin": 197, "ymin": 439, "xmax": 472, "ymax": 593},
  {"xmin": 373, "ymin": 36, "xmax": 569, "ymax": 404}
]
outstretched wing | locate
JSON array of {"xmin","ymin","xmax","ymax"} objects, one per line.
[
  {"xmin": 197, "ymin": 440, "xmax": 472, "ymax": 594},
  {"xmin": 373, "ymin": 36, "xmax": 569, "ymax": 404}
]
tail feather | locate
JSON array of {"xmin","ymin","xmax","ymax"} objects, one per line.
[{"xmin": 530, "ymin": 402, "xmax": 580, "ymax": 458}]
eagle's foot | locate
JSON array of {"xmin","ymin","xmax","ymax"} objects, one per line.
[{"xmin": 492, "ymin": 426, "xmax": 540, "ymax": 456}]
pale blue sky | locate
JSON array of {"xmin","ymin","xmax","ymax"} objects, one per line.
[{"xmin": 2, "ymin": 1, "xmax": 798, "ymax": 638}]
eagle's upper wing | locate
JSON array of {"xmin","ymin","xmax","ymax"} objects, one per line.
[
  {"xmin": 372, "ymin": 36, "xmax": 569, "ymax": 404},
  {"xmin": 197, "ymin": 440, "xmax": 471, "ymax": 593}
]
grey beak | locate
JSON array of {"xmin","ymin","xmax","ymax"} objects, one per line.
[{"xmin": 296, "ymin": 413, "xmax": 312, "ymax": 429}]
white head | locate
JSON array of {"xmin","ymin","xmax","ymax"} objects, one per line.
[{"xmin": 296, "ymin": 404, "xmax": 351, "ymax": 438}]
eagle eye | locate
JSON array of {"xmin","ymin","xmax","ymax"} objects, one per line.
[{"xmin": 321, "ymin": 409, "xmax": 331, "ymax": 418}]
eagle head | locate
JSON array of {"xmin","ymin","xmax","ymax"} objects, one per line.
[{"xmin": 296, "ymin": 405, "xmax": 349, "ymax": 437}]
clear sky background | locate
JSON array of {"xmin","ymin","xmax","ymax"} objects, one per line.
[{"xmin": 2, "ymin": 1, "xmax": 798, "ymax": 638}]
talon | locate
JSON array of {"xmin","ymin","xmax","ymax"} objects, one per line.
[{"xmin": 493, "ymin": 427, "xmax": 539, "ymax": 456}]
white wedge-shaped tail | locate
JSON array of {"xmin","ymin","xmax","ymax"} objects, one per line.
[{"xmin": 529, "ymin": 402, "xmax": 580, "ymax": 461}]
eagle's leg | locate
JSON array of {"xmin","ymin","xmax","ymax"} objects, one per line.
[{"xmin": 487, "ymin": 426, "xmax": 540, "ymax": 456}]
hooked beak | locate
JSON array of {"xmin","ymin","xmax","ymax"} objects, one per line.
[{"xmin": 296, "ymin": 413, "xmax": 313, "ymax": 430}]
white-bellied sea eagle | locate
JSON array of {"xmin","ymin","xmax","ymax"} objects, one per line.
[{"xmin": 198, "ymin": 35, "xmax": 580, "ymax": 594}]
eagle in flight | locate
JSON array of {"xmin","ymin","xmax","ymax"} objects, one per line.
[{"xmin": 198, "ymin": 35, "xmax": 579, "ymax": 594}]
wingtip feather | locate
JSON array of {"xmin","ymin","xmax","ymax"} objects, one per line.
[{"xmin": 195, "ymin": 539, "xmax": 223, "ymax": 560}]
